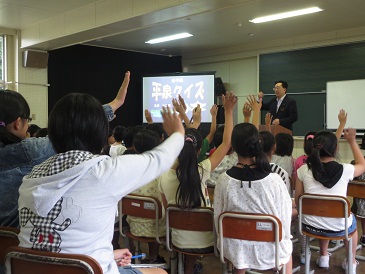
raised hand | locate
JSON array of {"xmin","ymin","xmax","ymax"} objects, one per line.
[
  {"xmin": 161, "ymin": 106, "xmax": 185, "ymax": 136},
  {"xmin": 144, "ymin": 109, "xmax": 153, "ymax": 124}
]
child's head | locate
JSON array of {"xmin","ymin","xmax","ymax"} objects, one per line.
[
  {"xmin": 259, "ymin": 130, "xmax": 275, "ymax": 158},
  {"xmin": 213, "ymin": 125, "xmax": 224, "ymax": 148},
  {"xmin": 48, "ymin": 93, "xmax": 108, "ymax": 154},
  {"xmin": 231, "ymin": 123, "xmax": 270, "ymax": 172},
  {"xmin": 183, "ymin": 128, "xmax": 203, "ymax": 154},
  {"xmin": 304, "ymin": 131, "xmax": 316, "ymax": 155},
  {"xmin": 0, "ymin": 89, "xmax": 31, "ymax": 144},
  {"xmin": 275, "ymin": 133, "xmax": 294, "ymax": 156},
  {"xmin": 311, "ymin": 131, "xmax": 338, "ymax": 158},
  {"xmin": 146, "ymin": 123, "xmax": 165, "ymax": 141},
  {"xmin": 123, "ymin": 126, "xmax": 142, "ymax": 148},
  {"xmin": 307, "ymin": 130, "xmax": 338, "ymax": 179},
  {"xmin": 112, "ymin": 126, "xmax": 126, "ymax": 143},
  {"xmin": 133, "ymin": 129, "xmax": 160, "ymax": 153},
  {"xmin": 28, "ymin": 124, "xmax": 41, "ymax": 137}
]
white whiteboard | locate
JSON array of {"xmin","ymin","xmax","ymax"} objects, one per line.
[{"xmin": 326, "ymin": 79, "xmax": 365, "ymax": 130}]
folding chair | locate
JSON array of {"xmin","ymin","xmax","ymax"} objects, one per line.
[
  {"xmin": 298, "ymin": 193, "xmax": 356, "ymax": 274},
  {"xmin": 347, "ymin": 180, "xmax": 365, "ymax": 261},
  {"xmin": 165, "ymin": 205, "xmax": 217, "ymax": 274},
  {"xmin": 0, "ymin": 226, "xmax": 19, "ymax": 270},
  {"xmin": 218, "ymin": 211, "xmax": 287, "ymax": 274},
  {"xmin": 5, "ymin": 246, "xmax": 102, "ymax": 274},
  {"xmin": 119, "ymin": 194, "xmax": 164, "ymax": 263}
]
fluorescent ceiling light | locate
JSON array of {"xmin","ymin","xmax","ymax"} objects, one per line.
[
  {"xmin": 145, "ymin": 32, "xmax": 193, "ymax": 44},
  {"xmin": 249, "ymin": 7, "xmax": 323, "ymax": 24}
]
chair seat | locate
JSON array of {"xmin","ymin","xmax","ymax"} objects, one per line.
[
  {"xmin": 125, "ymin": 231, "xmax": 165, "ymax": 243},
  {"xmin": 301, "ymin": 229, "xmax": 357, "ymax": 241},
  {"xmin": 171, "ymin": 244, "xmax": 215, "ymax": 257}
]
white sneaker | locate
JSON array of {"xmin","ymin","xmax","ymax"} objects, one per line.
[
  {"xmin": 342, "ymin": 259, "xmax": 359, "ymax": 274},
  {"xmin": 316, "ymin": 255, "xmax": 329, "ymax": 268}
]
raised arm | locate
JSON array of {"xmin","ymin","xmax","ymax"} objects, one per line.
[
  {"xmin": 247, "ymin": 94, "xmax": 262, "ymax": 129},
  {"xmin": 335, "ymin": 109, "xmax": 347, "ymax": 140},
  {"xmin": 144, "ymin": 109, "xmax": 153, "ymax": 124},
  {"xmin": 242, "ymin": 102, "xmax": 252, "ymax": 123},
  {"xmin": 209, "ymin": 92, "xmax": 237, "ymax": 171},
  {"xmin": 172, "ymin": 97, "xmax": 190, "ymax": 125},
  {"xmin": 189, "ymin": 104, "xmax": 202, "ymax": 129},
  {"xmin": 343, "ymin": 128, "xmax": 365, "ymax": 177},
  {"xmin": 108, "ymin": 71, "xmax": 130, "ymax": 114},
  {"xmin": 204, "ymin": 104, "xmax": 218, "ymax": 143},
  {"xmin": 265, "ymin": 113, "xmax": 273, "ymax": 132}
]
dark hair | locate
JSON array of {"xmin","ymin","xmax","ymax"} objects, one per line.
[
  {"xmin": 275, "ymin": 133, "xmax": 294, "ymax": 156},
  {"xmin": 0, "ymin": 89, "xmax": 30, "ymax": 145},
  {"xmin": 123, "ymin": 126, "xmax": 143, "ymax": 148},
  {"xmin": 113, "ymin": 126, "xmax": 126, "ymax": 142},
  {"xmin": 213, "ymin": 125, "xmax": 224, "ymax": 147},
  {"xmin": 176, "ymin": 128, "xmax": 205, "ymax": 209},
  {"xmin": 133, "ymin": 129, "xmax": 160, "ymax": 153},
  {"xmin": 34, "ymin": 128, "xmax": 48, "ymax": 138},
  {"xmin": 232, "ymin": 123, "xmax": 271, "ymax": 172},
  {"xmin": 307, "ymin": 131, "xmax": 338, "ymax": 178},
  {"xmin": 275, "ymin": 80, "xmax": 288, "ymax": 90},
  {"xmin": 259, "ymin": 130, "xmax": 275, "ymax": 156},
  {"xmin": 146, "ymin": 123, "xmax": 165, "ymax": 140},
  {"xmin": 28, "ymin": 124, "xmax": 41, "ymax": 137},
  {"xmin": 304, "ymin": 131, "xmax": 316, "ymax": 155},
  {"xmin": 360, "ymin": 133, "xmax": 365, "ymax": 150},
  {"xmin": 48, "ymin": 93, "xmax": 108, "ymax": 154}
]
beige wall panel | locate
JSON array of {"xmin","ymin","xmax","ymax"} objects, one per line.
[
  {"xmin": 65, "ymin": 4, "xmax": 96, "ymax": 34},
  {"xmin": 39, "ymin": 15, "xmax": 66, "ymax": 41},
  {"xmin": 21, "ymin": 25, "xmax": 40, "ymax": 48},
  {"xmin": 132, "ymin": 0, "xmax": 180, "ymax": 16},
  {"xmin": 96, "ymin": 0, "xmax": 133, "ymax": 26}
]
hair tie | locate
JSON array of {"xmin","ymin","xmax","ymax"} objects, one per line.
[
  {"xmin": 247, "ymin": 139, "xmax": 261, "ymax": 157},
  {"xmin": 0, "ymin": 121, "xmax": 5, "ymax": 127},
  {"xmin": 315, "ymin": 144, "xmax": 322, "ymax": 150},
  {"xmin": 185, "ymin": 134, "xmax": 197, "ymax": 147},
  {"xmin": 306, "ymin": 134, "xmax": 314, "ymax": 140}
]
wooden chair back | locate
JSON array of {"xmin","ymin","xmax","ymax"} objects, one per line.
[
  {"xmin": 347, "ymin": 180, "xmax": 365, "ymax": 199},
  {"xmin": 165, "ymin": 205, "xmax": 217, "ymax": 254},
  {"xmin": 5, "ymin": 246, "xmax": 102, "ymax": 274},
  {"xmin": 218, "ymin": 211, "xmax": 283, "ymax": 270},
  {"xmin": 119, "ymin": 194, "xmax": 163, "ymax": 243},
  {"xmin": 0, "ymin": 227, "xmax": 19, "ymax": 264}
]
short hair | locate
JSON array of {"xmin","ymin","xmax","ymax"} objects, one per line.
[
  {"xmin": 133, "ymin": 129, "xmax": 160, "ymax": 153},
  {"xmin": 213, "ymin": 125, "xmax": 224, "ymax": 147},
  {"xmin": 123, "ymin": 126, "xmax": 143, "ymax": 148},
  {"xmin": 259, "ymin": 130, "xmax": 275, "ymax": 155},
  {"xmin": 146, "ymin": 123, "xmax": 165, "ymax": 140},
  {"xmin": 28, "ymin": 124, "xmax": 41, "ymax": 136},
  {"xmin": 0, "ymin": 89, "xmax": 30, "ymax": 144},
  {"xmin": 48, "ymin": 93, "xmax": 108, "ymax": 154},
  {"xmin": 275, "ymin": 133, "xmax": 293, "ymax": 156},
  {"xmin": 275, "ymin": 80, "xmax": 288, "ymax": 90},
  {"xmin": 113, "ymin": 126, "xmax": 126, "ymax": 142},
  {"xmin": 34, "ymin": 128, "xmax": 48, "ymax": 138}
]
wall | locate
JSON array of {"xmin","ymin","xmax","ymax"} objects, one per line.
[
  {"xmin": 184, "ymin": 56, "xmax": 257, "ymax": 126},
  {"xmin": 48, "ymin": 45, "xmax": 182, "ymax": 128}
]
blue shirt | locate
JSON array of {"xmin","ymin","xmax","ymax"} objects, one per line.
[{"xmin": 0, "ymin": 104, "xmax": 114, "ymax": 228}]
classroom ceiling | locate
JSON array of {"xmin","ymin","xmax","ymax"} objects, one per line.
[{"xmin": 1, "ymin": 0, "xmax": 365, "ymax": 57}]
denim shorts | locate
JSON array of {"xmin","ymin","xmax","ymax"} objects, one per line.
[
  {"xmin": 302, "ymin": 213, "xmax": 357, "ymax": 237},
  {"xmin": 118, "ymin": 266, "xmax": 143, "ymax": 274}
]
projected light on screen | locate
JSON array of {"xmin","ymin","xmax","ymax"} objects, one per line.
[{"xmin": 142, "ymin": 72, "xmax": 215, "ymax": 123}]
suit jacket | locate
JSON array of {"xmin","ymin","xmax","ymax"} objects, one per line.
[{"xmin": 261, "ymin": 95, "xmax": 298, "ymax": 131}]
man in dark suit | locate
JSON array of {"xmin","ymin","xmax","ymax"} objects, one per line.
[{"xmin": 259, "ymin": 80, "xmax": 298, "ymax": 131}]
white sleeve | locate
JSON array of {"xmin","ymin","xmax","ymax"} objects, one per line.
[{"xmin": 97, "ymin": 132, "xmax": 184, "ymax": 200}]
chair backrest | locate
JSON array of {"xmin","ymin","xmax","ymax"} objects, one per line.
[
  {"xmin": 347, "ymin": 180, "xmax": 365, "ymax": 199},
  {"xmin": 298, "ymin": 193, "xmax": 351, "ymax": 239},
  {"xmin": 0, "ymin": 227, "xmax": 19, "ymax": 265},
  {"xmin": 5, "ymin": 246, "xmax": 103, "ymax": 274},
  {"xmin": 218, "ymin": 212, "xmax": 282, "ymax": 269},
  {"xmin": 119, "ymin": 194, "xmax": 163, "ymax": 241},
  {"xmin": 165, "ymin": 205, "xmax": 217, "ymax": 254}
]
